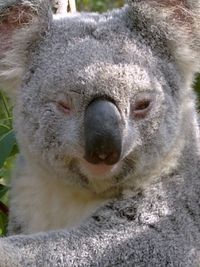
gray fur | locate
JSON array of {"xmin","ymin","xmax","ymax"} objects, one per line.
[{"xmin": 0, "ymin": 0, "xmax": 200, "ymax": 266}]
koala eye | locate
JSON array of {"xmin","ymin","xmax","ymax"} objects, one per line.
[
  {"xmin": 131, "ymin": 98, "xmax": 152, "ymax": 119},
  {"xmin": 57, "ymin": 100, "xmax": 71, "ymax": 115}
]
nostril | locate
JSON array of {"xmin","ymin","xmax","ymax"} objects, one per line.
[
  {"xmin": 96, "ymin": 150, "xmax": 120, "ymax": 165},
  {"xmin": 86, "ymin": 152, "xmax": 101, "ymax": 164},
  {"xmin": 98, "ymin": 153, "xmax": 108, "ymax": 161},
  {"xmin": 105, "ymin": 151, "xmax": 120, "ymax": 165},
  {"xmin": 87, "ymin": 151, "xmax": 110, "ymax": 164},
  {"xmin": 85, "ymin": 149, "xmax": 120, "ymax": 165}
]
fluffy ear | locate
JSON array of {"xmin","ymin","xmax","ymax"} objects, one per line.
[
  {"xmin": 0, "ymin": 0, "xmax": 53, "ymax": 96},
  {"xmin": 128, "ymin": 0, "xmax": 200, "ymax": 83}
]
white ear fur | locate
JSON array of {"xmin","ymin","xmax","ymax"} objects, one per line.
[
  {"xmin": 128, "ymin": 0, "xmax": 200, "ymax": 81},
  {"xmin": 0, "ymin": 0, "xmax": 52, "ymax": 96}
]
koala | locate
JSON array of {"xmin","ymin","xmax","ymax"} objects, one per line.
[{"xmin": 0, "ymin": 0, "xmax": 200, "ymax": 266}]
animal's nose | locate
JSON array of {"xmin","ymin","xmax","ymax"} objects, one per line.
[{"xmin": 84, "ymin": 99, "xmax": 123, "ymax": 165}]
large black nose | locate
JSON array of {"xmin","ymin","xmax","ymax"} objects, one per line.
[{"xmin": 84, "ymin": 99, "xmax": 123, "ymax": 165}]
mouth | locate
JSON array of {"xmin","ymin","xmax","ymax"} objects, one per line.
[
  {"xmin": 67, "ymin": 156, "xmax": 135, "ymax": 191},
  {"xmin": 79, "ymin": 159, "xmax": 122, "ymax": 179}
]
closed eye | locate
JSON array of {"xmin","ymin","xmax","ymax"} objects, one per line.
[
  {"xmin": 57, "ymin": 100, "xmax": 71, "ymax": 115},
  {"xmin": 131, "ymin": 99, "xmax": 152, "ymax": 119}
]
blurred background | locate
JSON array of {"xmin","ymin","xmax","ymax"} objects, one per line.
[
  {"xmin": 0, "ymin": 0, "xmax": 200, "ymax": 236},
  {"xmin": 76, "ymin": 0, "xmax": 123, "ymax": 11}
]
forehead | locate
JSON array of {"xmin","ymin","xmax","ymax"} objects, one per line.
[
  {"xmin": 41, "ymin": 11, "xmax": 155, "ymax": 66},
  {"xmin": 29, "ymin": 11, "xmax": 174, "ymax": 97}
]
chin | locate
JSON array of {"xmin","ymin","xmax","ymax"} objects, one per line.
[{"xmin": 66, "ymin": 156, "xmax": 135, "ymax": 193}]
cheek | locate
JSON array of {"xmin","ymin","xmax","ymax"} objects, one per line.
[
  {"xmin": 60, "ymin": 118, "xmax": 77, "ymax": 140},
  {"xmin": 134, "ymin": 104, "xmax": 163, "ymax": 143},
  {"xmin": 121, "ymin": 122, "xmax": 141, "ymax": 158},
  {"xmin": 59, "ymin": 115, "xmax": 87, "ymax": 159},
  {"xmin": 160, "ymin": 94, "xmax": 181, "ymax": 139},
  {"xmin": 38, "ymin": 110, "xmax": 59, "ymax": 143},
  {"xmin": 159, "ymin": 107, "xmax": 180, "ymax": 146},
  {"xmin": 37, "ymin": 113, "xmax": 83, "ymax": 157},
  {"xmin": 136, "ymin": 92, "xmax": 174, "ymax": 141}
]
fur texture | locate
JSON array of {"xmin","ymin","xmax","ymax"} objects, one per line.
[{"xmin": 0, "ymin": 0, "xmax": 200, "ymax": 266}]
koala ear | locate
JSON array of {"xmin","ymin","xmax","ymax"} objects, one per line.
[
  {"xmin": 0, "ymin": 0, "xmax": 53, "ymax": 96},
  {"xmin": 128, "ymin": 0, "xmax": 200, "ymax": 82}
]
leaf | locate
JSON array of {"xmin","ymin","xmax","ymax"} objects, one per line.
[
  {"xmin": 0, "ymin": 124, "xmax": 10, "ymax": 136},
  {"xmin": 0, "ymin": 215, "xmax": 3, "ymax": 236},
  {"xmin": 0, "ymin": 211, "xmax": 8, "ymax": 236},
  {"xmin": 0, "ymin": 184, "xmax": 9, "ymax": 199},
  {"xmin": 10, "ymin": 143, "xmax": 19, "ymax": 156},
  {"xmin": 0, "ymin": 130, "xmax": 16, "ymax": 168},
  {"xmin": 0, "ymin": 201, "xmax": 9, "ymax": 215}
]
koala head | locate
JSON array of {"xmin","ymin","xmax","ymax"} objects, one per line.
[{"xmin": 0, "ymin": 0, "xmax": 200, "ymax": 193}]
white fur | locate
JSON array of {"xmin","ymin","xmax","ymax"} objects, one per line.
[{"xmin": 10, "ymin": 165, "xmax": 105, "ymax": 233}]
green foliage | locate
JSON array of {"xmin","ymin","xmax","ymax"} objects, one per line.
[
  {"xmin": 76, "ymin": 0, "xmax": 123, "ymax": 12},
  {"xmin": 0, "ymin": 91, "xmax": 18, "ymax": 236},
  {"xmin": 195, "ymin": 76, "xmax": 200, "ymax": 109}
]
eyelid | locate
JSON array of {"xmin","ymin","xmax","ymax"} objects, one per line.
[
  {"xmin": 130, "ymin": 93, "xmax": 155, "ymax": 119},
  {"xmin": 69, "ymin": 89, "xmax": 82, "ymax": 95},
  {"xmin": 132, "ymin": 91, "xmax": 154, "ymax": 101}
]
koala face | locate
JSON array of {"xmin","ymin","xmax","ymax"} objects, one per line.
[
  {"xmin": 1, "ymin": 1, "xmax": 199, "ymax": 192},
  {"xmin": 12, "ymin": 10, "xmax": 182, "ymax": 191}
]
